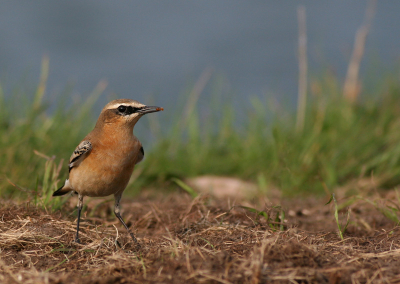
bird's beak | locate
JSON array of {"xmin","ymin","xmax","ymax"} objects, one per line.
[{"xmin": 138, "ymin": 106, "xmax": 164, "ymax": 114}]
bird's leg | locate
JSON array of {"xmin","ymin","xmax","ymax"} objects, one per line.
[
  {"xmin": 75, "ymin": 194, "xmax": 84, "ymax": 244},
  {"xmin": 114, "ymin": 193, "xmax": 139, "ymax": 245}
]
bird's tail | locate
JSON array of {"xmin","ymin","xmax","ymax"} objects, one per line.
[{"xmin": 53, "ymin": 179, "xmax": 73, "ymax": 196}]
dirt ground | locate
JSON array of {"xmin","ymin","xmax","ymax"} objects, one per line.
[{"xmin": 1, "ymin": 190, "xmax": 400, "ymax": 284}]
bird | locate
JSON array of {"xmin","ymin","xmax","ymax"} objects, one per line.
[{"xmin": 52, "ymin": 99, "xmax": 163, "ymax": 245}]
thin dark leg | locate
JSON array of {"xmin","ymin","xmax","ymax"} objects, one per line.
[
  {"xmin": 114, "ymin": 193, "xmax": 139, "ymax": 245},
  {"xmin": 75, "ymin": 194, "xmax": 84, "ymax": 244}
]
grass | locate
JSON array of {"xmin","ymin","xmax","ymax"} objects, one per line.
[
  {"xmin": 1, "ymin": 192, "xmax": 400, "ymax": 283},
  {"xmin": 326, "ymin": 193, "xmax": 351, "ymax": 240},
  {"xmin": 239, "ymin": 205, "xmax": 286, "ymax": 231},
  {"xmin": 142, "ymin": 72, "xmax": 400, "ymax": 195},
  {"xmin": 2, "ymin": 63, "xmax": 400, "ymax": 282},
  {"xmin": 0, "ymin": 59, "xmax": 106, "ymax": 203},
  {"xmin": 32, "ymin": 150, "xmax": 69, "ymax": 212},
  {"xmin": 171, "ymin": 178, "xmax": 198, "ymax": 199},
  {"xmin": 1, "ymin": 65, "xmax": 400, "ymax": 205}
]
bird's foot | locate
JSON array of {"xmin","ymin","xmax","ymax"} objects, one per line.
[
  {"xmin": 128, "ymin": 233, "xmax": 141, "ymax": 250},
  {"xmin": 130, "ymin": 233, "xmax": 140, "ymax": 244}
]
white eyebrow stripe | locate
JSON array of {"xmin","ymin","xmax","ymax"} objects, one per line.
[
  {"xmin": 106, "ymin": 103, "xmax": 131, "ymax": 110},
  {"xmin": 105, "ymin": 102, "xmax": 146, "ymax": 110}
]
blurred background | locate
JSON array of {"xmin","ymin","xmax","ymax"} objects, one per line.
[
  {"xmin": 1, "ymin": 1, "xmax": 399, "ymax": 109},
  {"xmin": 2, "ymin": 1, "xmax": 400, "ymax": 201}
]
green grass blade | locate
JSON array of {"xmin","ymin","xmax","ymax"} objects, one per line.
[{"xmin": 171, "ymin": 178, "xmax": 198, "ymax": 198}]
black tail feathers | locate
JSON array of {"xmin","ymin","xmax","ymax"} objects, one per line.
[
  {"xmin": 52, "ymin": 185, "xmax": 70, "ymax": 196},
  {"xmin": 53, "ymin": 179, "xmax": 73, "ymax": 197}
]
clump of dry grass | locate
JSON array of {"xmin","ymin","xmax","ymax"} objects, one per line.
[{"xmin": 0, "ymin": 192, "xmax": 400, "ymax": 284}]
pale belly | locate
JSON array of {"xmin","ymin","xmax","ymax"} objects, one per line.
[{"xmin": 69, "ymin": 147, "xmax": 137, "ymax": 197}]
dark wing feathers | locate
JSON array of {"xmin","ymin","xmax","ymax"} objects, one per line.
[{"xmin": 68, "ymin": 141, "xmax": 92, "ymax": 172}]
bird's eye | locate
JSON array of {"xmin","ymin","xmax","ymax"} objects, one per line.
[{"xmin": 118, "ymin": 105, "xmax": 127, "ymax": 113}]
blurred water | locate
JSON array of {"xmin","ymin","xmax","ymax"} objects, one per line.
[{"xmin": 0, "ymin": 1, "xmax": 399, "ymax": 111}]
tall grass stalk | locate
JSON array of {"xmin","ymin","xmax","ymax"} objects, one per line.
[
  {"xmin": 296, "ymin": 5, "xmax": 307, "ymax": 133},
  {"xmin": 140, "ymin": 73, "xmax": 400, "ymax": 195},
  {"xmin": 1, "ymin": 68, "xmax": 400, "ymax": 199},
  {"xmin": 0, "ymin": 59, "xmax": 104, "ymax": 200},
  {"xmin": 32, "ymin": 150, "xmax": 69, "ymax": 212}
]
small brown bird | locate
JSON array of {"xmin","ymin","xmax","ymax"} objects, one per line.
[{"xmin": 53, "ymin": 99, "xmax": 163, "ymax": 244}]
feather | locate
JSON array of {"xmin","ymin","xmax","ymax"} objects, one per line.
[
  {"xmin": 52, "ymin": 179, "xmax": 74, "ymax": 196},
  {"xmin": 136, "ymin": 146, "xmax": 144, "ymax": 164},
  {"xmin": 68, "ymin": 140, "xmax": 92, "ymax": 172}
]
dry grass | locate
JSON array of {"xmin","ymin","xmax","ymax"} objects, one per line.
[{"xmin": 0, "ymin": 192, "xmax": 400, "ymax": 284}]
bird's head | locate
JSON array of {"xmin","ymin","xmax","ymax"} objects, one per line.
[{"xmin": 97, "ymin": 99, "xmax": 163, "ymax": 128}]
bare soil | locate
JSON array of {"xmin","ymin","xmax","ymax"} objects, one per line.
[{"xmin": 0, "ymin": 191, "xmax": 400, "ymax": 284}]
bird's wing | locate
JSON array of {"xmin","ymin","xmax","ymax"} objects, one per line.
[
  {"xmin": 136, "ymin": 146, "xmax": 144, "ymax": 164},
  {"xmin": 68, "ymin": 140, "xmax": 92, "ymax": 172}
]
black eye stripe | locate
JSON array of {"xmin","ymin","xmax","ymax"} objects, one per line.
[
  {"xmin": 118, "ymin": 105, "xmax": 127, "ymax": 113},
  {"xmin": 117, "ymin": 105, "xmax": 141, "ymax": 115}
]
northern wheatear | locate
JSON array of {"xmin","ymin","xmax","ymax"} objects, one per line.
[{"xmin": 53, "ymin": 99, "xmax": 163, "ymax": 245}]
